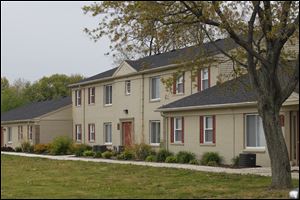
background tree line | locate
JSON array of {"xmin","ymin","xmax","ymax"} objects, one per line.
[{"xmin": 1, "ymin": 74, "xmax": 84, "ymax": 113}]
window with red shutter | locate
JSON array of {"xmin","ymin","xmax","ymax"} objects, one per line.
[{"xmin": 170, "ymin": 117, "xmax": 174, "ymax": 143}]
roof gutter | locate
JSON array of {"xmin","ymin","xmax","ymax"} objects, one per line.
[
  {"xmin": 156, "ymin": 99, "xmax": 299, "ymax": 112},
  {"xmin": 1, "ymin": 119, "xmax": 35, "ymax": 125}
]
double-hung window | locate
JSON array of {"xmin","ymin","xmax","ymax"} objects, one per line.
[
  {"xmin": 104, "ymin": 85, "xmax": 112, "ymax": 105},
  {"xmin": 75, "ymin": 124, "xmax": 82, "ymax": 142},
  {"xmin": 150, "ymin": 77, "xmax": 160, "ymax": 100},
  {"xmin": 8, "ymin": 127, "xmax": 12, "ymax": 143},
  {"xmin": 75, "ymin": 90, "xmax": 81, "ymax": 106},
  {"xmin": 150, "ymin": 121, "xmax": 160, "ymax": 145},
  {"xmin": 174, "ymin": 117, "xmax": 183, "ymax": 143},
  {"xmin": 245, "ymin": 114, "xmax": 266, "ymax": 148},
  {"xmin": 201, "ymin": 68, "xmax": 209, "ymax": 90},
  {"xmin": 204, "ymin": 116, "xmax": 213, "ymax": 143},
  {"xmin": 28, "ymin": 125, "xmax": 33, "ymax": 141},
  {"xmin": 88, "ymin": 87, "xmax": 95, "ymax": 104},
  {"xmin": 18, "ymin": 126, "xmax": 23, "ymax": 141},
  {"xmin": 125, "ymin": 80, "xmax": 131, "ymax": 95},
  {"xmin": 104, "ymin": 123, "xmax": 112, "ymax": 145},
  {"xmin": 88, "ymin": 124, "xmax": 95, "ymax": 142},
  {"xmin": 176, "ymin": 74, "xmax": 184, "ymax": 94}
]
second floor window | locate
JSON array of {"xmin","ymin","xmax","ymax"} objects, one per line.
[
  {"xmin": 198, "ymin": 68, "xmax": 210, "ymax": 91},
  {"xmin": 125, "ymin": 80, "xmax": 131, "ymax": 95},
  {"xmin": 104, "ymin": 85, "xmax": 112, "ymax": 105},
  {"xmin": 150, "ymin": 77, "xmax": 160, "ymax": 100},
  {"xmin": 75, "ymin": 90, "xmax": 81, "ymax": 106},
  {"xmin": 88, "ymin": 87, "xmax": 95, "ymax": 104},
  {"xmin": 174, "ymin": 73, "xmax": 184, "ymax": 94}
]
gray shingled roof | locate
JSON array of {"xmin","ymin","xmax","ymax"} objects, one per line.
[
  {"xmin": 73, "ymin": 38, "xmax": 238, "ymax": 85},
  {"xmin": 159, "ymin": 65, "xmax": 298, "ymax": 110},
  {"xmin": 1, "ymin": 97, "xmax": 72, "ymax": 123}
]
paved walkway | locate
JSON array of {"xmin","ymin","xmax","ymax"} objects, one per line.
[{"xmin": 2, "ymin": 151, "xmax": 299, "ymax": 179}]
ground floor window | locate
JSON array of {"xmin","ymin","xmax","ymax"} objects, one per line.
[
  {"xmin": 18, "ymin": 126, "xmax": 23, "ymax": 141},
  {"xmin": 150, "ymin": 121, "xmax": 160, "ymax": 145},
  {"xmin": 174, "ymin": 117, "xmax": 183, "ymax": 143},
  {"xmin": 28, "ymin": 125, "xmax": 33, "ymax": 141},
  {"xmin": 88, "ymin": 124, "xmax": 95, "ymax": 142},
  {"xmin": 8, "ymin": 127, "xmax": 12, "ymax": 143},
  {"xmin": 245, "ymin": 114, "xmax": 266, "ymax": 148},
  {"xmin": 104, "ymin": 123, "xmax": 112, "ymax": 145},
  {"xmin": 75, "ymin": 124, "xmax": 82, "ymax": 142}
]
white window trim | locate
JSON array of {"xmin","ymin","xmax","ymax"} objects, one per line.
[
  {"xmin": 104, "ymin": 123, "xmax": 112, "ymax": 145},
  {"xmin": 89, "ymin": 124, "xmax": 95, "ymax": 142},
  {"xmin": 176, "ymin": 75, "xmax": 184, "ymax": 94},
  {"xmin": 174, "ymin": 117, "xmax": 183, "ymax": 143},
  {"xmin": 75, "ymin": 90, "xmax": 81, "ymax": 107},
  {"xmin": 125, "ymin": 80, "xmax": 131, "ymax": 95},
  {"xmin": 88, "ymin": 87, "xmax": 95, "ymax": 105},
  {"xmin": 8, "ymin": 127, "xmax": 12, "ymax": 144},
  {"xmin": 150, "ymin": 120, "xmax": 160, "ymax": 146},
  {"xmin": 104, "ymin": 85, "xmax": 113, "ymax": 106},
  {"xmin": 76, "ymin": 125, "xmax": 82, "ymax": 142},
  {"xmin": 244, "ymin": 113, "xmax": 266, "ymax": 150},
  {"xmin": 201, "ymin": 68, "xmax": 209, "ymax": 91},
  {"xmin": 150, "ymin": 77, "xmax": 161, "ymax": 101},
  {"xmin": 28, "ymin": 125, "xmax": 33, "ymax": 141},
  {"xmin": 204, "ymin": 116, "xmax": 213, "ymax": 144}
]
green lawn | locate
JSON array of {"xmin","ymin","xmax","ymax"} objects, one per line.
[{"xmin": 1, "ymin": 155, "xmax": 298, "ymax": 199}]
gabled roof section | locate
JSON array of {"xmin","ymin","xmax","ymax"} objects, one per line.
[
  {"xmin": 158, "ymin": 62, "xmax": 298, "ymax": 111},
  {"xmin": 126, "ymin": 37, "xmax": 238, "ymax": 71},
  {"xmin": 112, "ymin": 61, "xmax": 137, "ymax": 77},
  {"xmin": 1, "ymin": 97, "xmax": 72, "ymax": 123},
  {"xmin": 70, "ymin": 38, "xmax": 239, "ymax": 86}
]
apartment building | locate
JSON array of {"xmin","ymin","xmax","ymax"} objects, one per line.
[{"xmin": 69, "ymin": 38, "xmax": 238, "ymax": 149}]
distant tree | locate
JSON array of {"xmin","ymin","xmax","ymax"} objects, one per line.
[{"xmin": 1, "ymin": 77, "xmax": 9, "ymax": 90}]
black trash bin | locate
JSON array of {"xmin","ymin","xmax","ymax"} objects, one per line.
[{"xmin": 239, "ymin": 153, "xmax": 256, "ymax": 167}]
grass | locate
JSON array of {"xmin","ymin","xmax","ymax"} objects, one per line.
[{"xmin": 1, "ymin": 155, "xmax": 298, "ymax": 199}]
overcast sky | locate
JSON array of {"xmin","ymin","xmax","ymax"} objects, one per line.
[{"xmin": 1, "ymin": 1, "xmax": 114, "ymax": 83}]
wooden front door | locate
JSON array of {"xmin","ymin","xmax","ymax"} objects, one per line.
[{"xmin": 122, "ymin": 122, "xmax": 132, "ymax": 146}]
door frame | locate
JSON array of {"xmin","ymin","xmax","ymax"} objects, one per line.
[{"xmin": 120, "ymin": 118, "xmax": 134, "ymax": 146}]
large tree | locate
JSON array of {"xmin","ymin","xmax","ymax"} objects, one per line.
[{"xmin": 84, "ymin": 1, "xmax": 299, "ymax": 189}]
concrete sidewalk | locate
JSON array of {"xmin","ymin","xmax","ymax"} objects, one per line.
[{"xmin": 2, "ymin": 151, "xmax": 299, "ymax": 179}]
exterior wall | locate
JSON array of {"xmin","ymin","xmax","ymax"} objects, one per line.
[
  {"xmin": 38, "ymin": 105, "xmax": 73, "ymax": 143},
  {"xmin": 163, "ymin": 104, "xmax": 299, "ymax": 167},
  {"xmin": 2, "ymin": 123, "xmax": 34, "ymax": 148}
]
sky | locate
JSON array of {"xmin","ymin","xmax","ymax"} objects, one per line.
[{"xmin": 1, "ymin": 1, "xmax": 114, "ymax": 83}]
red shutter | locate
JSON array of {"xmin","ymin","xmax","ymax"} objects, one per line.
[
  {"xmin": 182, "ymin": 117, "xmax": 184, "ymax": 143},
  {"xmin": 200, "ymin": 116, "xmax": 204, "ymax": 143},
  {"xmin": 279, "ymin": 114, "xmax": 284, "ymax": 127},
  {"xmin": 88, "ymin": 124, "xmax": 90, "ymax": 141},
  {"xmin": 170, "ymin": 117, "xmax": 174, "ymax": 143},
  {"xmin": 213, "ymin": 115, "xmax": 216, "ymax": 144},
  {"xmin": 182, "ymin": 73, "xmax": 185, "ymax": 94},
  {"xmin": 198, "ymin": 70, "xmax": 201, "ymax": 92},
  {"xmin": 173, "ymin": 78, "xmax": 176, "ymax": 94},
  {"xmin": 208, "ymin": 67, "xmax": 211, "ymax": 88}
]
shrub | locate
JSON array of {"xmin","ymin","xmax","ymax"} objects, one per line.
[
  {"xmin": 116, "ymin": 154, "xmax": 125, "ymax": 160},
  {"xmin": 93, "ymin": 152, "xmax": 102, "ymax": 158},
  {"xmin": 122, "ymin": 148, "xmax": 135, "ymax": 160},
  {"xmin": 102, "ymin": 151, "xmax": 113, "ymax": 159},
  {"xmin": 21, "ymin": 141, "xmax": 34, "ymax": 153},
  {"xmin": 132, "ymin": 143, "xmax": 154, "ymax": 160},
  {"xmin": 145, "ymin": 155, "xmax": 157, "ymax": 162},
  {"xmin": 15, "ymin": 147, "xmax": 22, "ymax": 152},
  {"xmin": 189, "ymin": 159, "xmax": 199, "ymax": 165},
  {"xmin": 176, "ymin": 151, "xmax": 196, "ymax": 164},
  {"xmin": 207, "ymin": 161, "xmax": 218, "ymax": 166},
  {"xmin": 165, "ymin": 156, "xmax": 177, "ymax": 163},
  {"xmin": 201, "ymin": 152, "xmax": 222, "ymax": 166},
  {"xmin": 50, "ymin": 136, "xmax": 73, "ymax": 155},
  {"xmin": 72, "ymin": 144, "xmax": 92, "ymax": 157},
  {"xmin": 1, "ymin": 146, "xmax": 15, "ymax": 152},
  {"xmin": 156, "ymin": 149, "xmax": 173, "ymax": 162},
  {"xmin": 83, "ymin": 150, "xmax": 95, "ymax": 157},
  {"xmin": 231, "ymin": 156, "xmax": 240, "ymax": 167},
  {"xmin": 34, "ymin": 144, "xmax": 49, "ymax": 154}
]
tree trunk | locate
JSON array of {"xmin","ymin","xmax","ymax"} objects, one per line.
[{"xmin": 258, "ymin": 101, "xmax": 292, "ymax": 189}]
